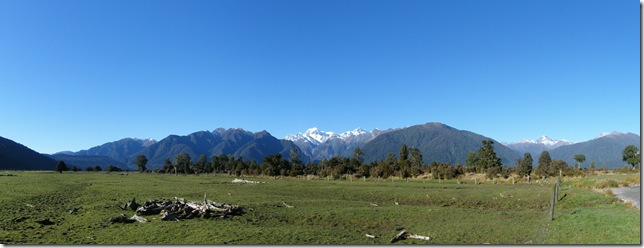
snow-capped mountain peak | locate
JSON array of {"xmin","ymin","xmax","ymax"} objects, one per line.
[
  {"xmin": 285, "ymin": 127, "xmax": 395, "ymax": 162},
  {"xmin": 285, "ymin": 127, "xmax": 337, "ymax": 144},
  {"xmin": 595, "ymin": 131, "xmax": 624, "ymax": 139},
  {"xmin": 285, "ymin": 127, "xmax": 389, "ymax": 144},
  {"xmin": 506, "ymin": 135, "xmax": 574, "ymax": 149},
  {"xmin": 340, "ymin": 128, "xmax": 368, "ymax": 138}
]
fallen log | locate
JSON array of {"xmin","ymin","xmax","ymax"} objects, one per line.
[
  {"xmin": 129, "ymin": 214, "xmax": 148, "ymax": 223},
  {"xmin": 390, "ymin": 230, "xmax": 407, "ymax": 243},
  {"xmin": 365, "ymin": 234, "xmax": 376, "ymax": 238},
  {"xmin": 408, "ymin": 234, "xmax": 431, "ymax": 241},
  {"xmin": 282, "ymin": 201, "xmax": 294, "ymax": 208},
  {"xmin": 110, "ymin": 214, "xmax": 135, "ymax": 224},
  {"xmin": 389, "ymin": 230, "xmax": 431, "ymax": 243}
]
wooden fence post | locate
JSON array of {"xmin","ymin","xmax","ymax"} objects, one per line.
[{"xmin": 550, "ymin": 183, "xmax": 557, "ymax": 220}]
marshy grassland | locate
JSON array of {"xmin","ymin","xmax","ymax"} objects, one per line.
[{"xmin": 0, "ymin": 171, "xmax": 639, "ymax": 244}]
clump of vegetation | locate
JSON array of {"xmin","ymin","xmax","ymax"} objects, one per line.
[
  {"xmin": 624, "ymin": 175, "xmax": 640, "ymax": 185},
  {"xmin": 595, "ymin": 179, "xmax": 620, "ymax": 189}
]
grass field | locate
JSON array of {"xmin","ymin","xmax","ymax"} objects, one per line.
[{"xmin": 0, "ymin": 171, "xmax": 639, "ymax": 244}]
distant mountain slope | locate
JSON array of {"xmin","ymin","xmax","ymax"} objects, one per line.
[
  {"xmin": 234, "ymin": 131, "xmax": 302, "ymax": 162},
  {"xmin": 73, "ymin": 138, "xmax": 156, "ymax": 165},
  {"xmin": 549, "ymin": 132, "xmax": 640, "ymax": 168},
  {"xmin": 48, "ymin": 154, "xmax": 126, "ymax": 170},
  {"xmin": 362, "ymin": 123, "xmax": 520, "ymax": 165},
  {"xmin": 136, "ymin": 129, "xmax": 306, "ymax": 169},
  {"xmin": 504, "ymin": 136, "xmax": 575, "ymax": 159},
  {"xmin": 0, "ymin": 136, "xmax": 57, "ymax": 170}
]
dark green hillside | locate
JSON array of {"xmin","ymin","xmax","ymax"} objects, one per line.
[
  {"xmin": 132, "ymin": 129, "xmax": 306, "ymax": 168},
  {"xmin": 137, "ymin": 131, "xmax": 223, "ymax": 168},
  {"xmin": 233, "ymin": 131, "xmax": 304, "ymax": 163},
  {"xmin": 549, "ymin": 132, "xmax": 640, "ymax": 168},
  {"xmin": 74, "ymin": 138, "xmax": 155, "ymax": 166},
  {"xmin": 0, "ymin": 136, "xmax": 57, "ymax": 170},
  {"xmin": 210, "ymin": 129, "xmax": 254, "ymax": 155},
  {"xmin": 362, "ymin": 123, "xmax": 520, "ymax": 165}
]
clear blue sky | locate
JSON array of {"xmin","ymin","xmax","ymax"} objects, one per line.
[{"xmin": 0, "ymin": 0, "xmax": 640, "ymax": 154}]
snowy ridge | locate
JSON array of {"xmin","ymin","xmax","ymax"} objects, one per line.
[
  {"xmin": 285, "ymin": 127, "xmax": 385, "ymax": 144},
  {"xmin": 504, "ymin": 135, "xmax": 574, "ymax": 149},
  {"xmin": 284, "ymin": 127, "xmax": 338, "ymax": 144},
  {"xmin": 595, "ymin": 131, "xmax": 625, "ymax": 139},
  {"xmin": 285, "ymin": 127, "xmax": 396, "ymax": 161},
  {"xmin": 133, "ymin": 138, "xmax": 157, "ymax": 147}
]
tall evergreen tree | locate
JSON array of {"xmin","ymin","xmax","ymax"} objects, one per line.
[
  {"xmin": 516, "ymin": 152, "xmax": 533, "ymax": 177},
  {"xmin": 476, "ymin": 140, "xmax": 501, "ymax": 173},
  {"xmin": 409, "ymin": 147, "xmax": 424, "ymax": 177},
  {"xmin": 289, "ymin": 148, "xmax": 304, "ymax": 176},
  {"xmin": 399, "ymin": 144, "xmax": 409, "ymax": 162},
  {"xmin": 174, "ymin": 153, "xmax": 192, "ymax": 174},
  {"xmin": 289, "ymin": 148, "xmax": 303, "ymax": 167},
  {"xmin": 536, "ymin": 151, "xmax": 552, "ymax": 178},
  {"xmin": 410, "ymin": 147, "xmax": 423, "ymax": 167},
  {"xmin": 351, "ymin": 147, "xmax": 364, "ymax": 167},
  {"xmin": 465, "ymin": 151, "xmax": 479, "ymax": 172},
  {"xmin": 195, "ymin": 154, "xmax": 207, "ymax": 173}
]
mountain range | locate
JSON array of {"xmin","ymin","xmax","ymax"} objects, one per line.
[
  {"xmin": 549, "ymin": 132, "xmax": 641, "ymax": 168},
  {"xmin": 51, "ymin": 128, "xmax": 303, "ymax": 170},
  {"xmin": 503, "ymin": 136, "xmax": 574, "ymax": 160},
  {"xmin": 284, "ymin": 127, "xmax": 396, "ymax": 162},
  {"xmin": 0, "ymin": 122, "xmax": 639, "ymax": 170},
  {"xmin": 361, "ymin": 123, "xmax": 520, "ymax": 165}
]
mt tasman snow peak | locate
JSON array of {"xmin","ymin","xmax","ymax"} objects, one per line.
[
  {"xmin": 285, "ymin": 127, "xmax": 396, "ymax": 162},
  {"xmin": 503, "ymin": 135, "xmax": 575, "ymax": 159},
  {"xmin": 504, "ymin": 136, "xmax": 574, "ymax": 149}
]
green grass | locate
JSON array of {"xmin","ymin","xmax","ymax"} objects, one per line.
[{"xmin": 0, "ymin": 172, "xmax": 639, "ymax": 244}]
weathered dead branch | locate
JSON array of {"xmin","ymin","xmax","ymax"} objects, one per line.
[
  {"xmin": 390, "ymin": 229, "xmax": 431, "ymax": 243},
  {"xmin": 282, "ymin": 201, "xmax": 294, "ymax": 208}
]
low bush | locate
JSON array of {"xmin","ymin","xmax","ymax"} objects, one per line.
[{"xmin": 595, "ymin": 179, "xmax": 619, "ymax": 189}]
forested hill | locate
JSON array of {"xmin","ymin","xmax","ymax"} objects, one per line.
[
  {"xmin": 0, "ymin": 136, "xmax": 57, "ymax": 170},
  {"xmin": 135, "ymin": 129, "xmax": 306, "ymax": 169},
  {"xmin": 549, "ymin": 132, "xmax": 640, "ymax": 168},
  {"xmin": 362, "ymin": 123, "xmax": 520, "ymax": 165}
]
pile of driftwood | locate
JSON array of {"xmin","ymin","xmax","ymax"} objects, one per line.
[{"xmin": 111, "ymin": 194, "xmax": 243, "ymax": 223}]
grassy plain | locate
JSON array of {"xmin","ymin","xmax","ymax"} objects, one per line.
[{"xmin": 0, "ymin": 171, "xmax": 639, "ymax": 244}]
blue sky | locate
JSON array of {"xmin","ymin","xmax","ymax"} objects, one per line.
[{"xmin": 0, "ymin": 0, "xmax": 640, "ymax": 154}]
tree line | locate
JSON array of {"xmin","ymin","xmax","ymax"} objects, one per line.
[{"xmin": 57, "ymin": 142, "xmax": 641, "ymax": 179}]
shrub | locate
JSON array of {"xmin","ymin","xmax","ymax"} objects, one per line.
[
  {"xmin": 55, "ymin": 161, "xmax": 68, "ymax": 173},
  {"xmin": 595, "ymin": 179, "xmax": 619, "ymax": 189},
  {"xmin": 625, "ymin": 176, "xmax": 640, "ymax": 185},
  {"xmin": 486, "ymin": 167, "xmax": 499, "ymax": 179}
]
